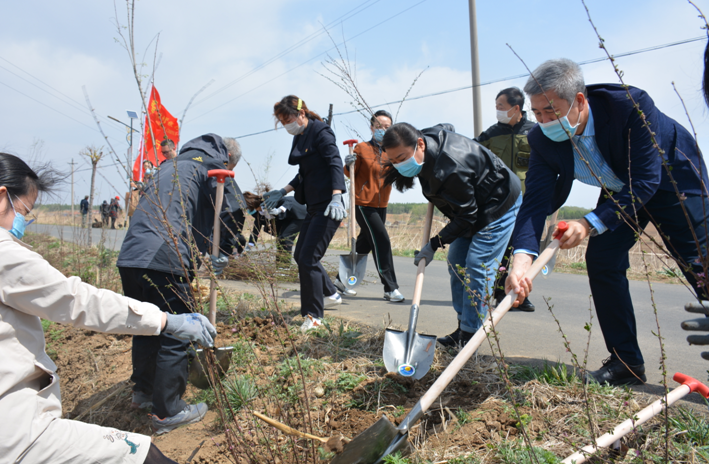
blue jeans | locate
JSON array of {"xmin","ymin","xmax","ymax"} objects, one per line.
[{"xmin": 447, "ymin": 193, "xmax": 521, "ymax": 333}]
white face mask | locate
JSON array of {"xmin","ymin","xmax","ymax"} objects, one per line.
[
  {"xmin": 284, "ymin": 120, "xmax": 304, "ymax": 136},
  {"xmin": 496, "ymin": 107, "xmax": 517, "ymax": 124}
]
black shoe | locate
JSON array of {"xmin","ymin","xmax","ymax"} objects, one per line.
[
  {"xmin": 585, "ymin": 357, "xmax": 646, "ymax": 386},
  {"xmin": 437, "ymin": 327, "xmax": 474, "ymax": 348},
  {"xmin": 512, "ymin": 298, "xmax": 535, "ymax": 312}
]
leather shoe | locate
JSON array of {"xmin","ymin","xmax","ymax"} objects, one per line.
[
  {"xmin": 437, "ymin": 324, "xmax": 474, "ymax": 348},
  {"xmin": 513, "ymin": 297, "xmax": 535, "ymax": 312},
  {"xmin": 585, "ymin": 357, "xmax": 646, "ymax": 386}
]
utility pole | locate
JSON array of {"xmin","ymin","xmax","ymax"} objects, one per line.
[
  {"xmin": 468, "ymin": 0, "xmax": 483, "ymax": 137},
  {"xmin": 69, "ymin": 159, "xmax": 76, "ymax": 227},
  {"xmin": 326, "ymin": 104, "xmax": 334, "ymax": 127}
]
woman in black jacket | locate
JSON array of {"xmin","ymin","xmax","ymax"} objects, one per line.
[
  {"xmin": 263, "ymin": 96, "xmax": 347, "ymax": 332},
  {"xmin": 382, "ymin": 123, "xmax": 522, "ymax": 347}
]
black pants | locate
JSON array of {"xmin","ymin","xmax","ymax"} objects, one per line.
[
  {"xmin": 586, "ymin": 190, "xmax": 709, "ymax": 366},
  {"xmin": 293, "ymin": 205, "xmax": 339, "ymax": 318},
  {"xmin": 118, "ymin": 267, "xmax": 194, "ymax": 418},
  {"xmin": 354, "ymin": 206, "xmax": 398, "ymax": 292},
  {"xmin": 274, "ymin": 217, "xmax": 303, "ymax": 262},
  {"xmin": 111, "ymin": 216, "xmax": 117, "ymax": 229}
]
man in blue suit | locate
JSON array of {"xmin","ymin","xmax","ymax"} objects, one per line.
[{"xmin": 506, "ymin": 59, "xmax": 709, "ymax": 386}]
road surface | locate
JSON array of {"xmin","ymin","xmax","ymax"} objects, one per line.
[{"xmin": 28, "ymin": 223, "xmax": 709, "ymax": 399}]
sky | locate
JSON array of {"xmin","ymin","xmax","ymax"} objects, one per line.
[{"xmin": 1, "ymin": 0, "xmax": 708, "ymax": 208}]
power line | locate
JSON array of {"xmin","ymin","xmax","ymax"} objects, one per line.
[
  {"xmin": 194, "ymin": 0, "xmax": 382, "ymax": 107},
  {"xmin": 232, "ymin": 35, "xmax": 707, "ymax": 139},
  {"xmin": 0, "ymin": 56, "xmax": 126, "ymax": 134},
  {"xmin": 192, "ymin": 0, "xmax": 430, "ymax": 121}
]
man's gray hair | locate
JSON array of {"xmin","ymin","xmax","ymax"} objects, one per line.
[
  {"xmin": 223, "ymin": 137, "xmax": 242, "ymax": 166},
  {"xmin": 523, "ymin": 58, "xmax": 586, "ymax": 104}
]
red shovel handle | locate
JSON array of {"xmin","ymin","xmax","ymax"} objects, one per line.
[
  {"xmin": 553, "ymin": 221, "xmax": 569, "ymax": 240},
  {"xmin": 342, "ymin": 139, "xmax": 358, "ymax": 147},
  {"xmin": 208, "ymin": 169, "xmax": 235, "ymax": 183},
  {"xmin": 673, "ymin": 372, "xmax": 709, "ymax": 398}
]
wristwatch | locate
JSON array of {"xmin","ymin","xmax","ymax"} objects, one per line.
[{"xmin": 584, "ymin": 218, "xmax": 598, "ymax": 237}]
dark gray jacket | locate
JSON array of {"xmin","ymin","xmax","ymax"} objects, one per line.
[{"xmin": 117, "ymin": 133, "xmax": 241, "ymax": 276}]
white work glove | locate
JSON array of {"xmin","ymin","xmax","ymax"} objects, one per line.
[
  {"xmin": 164, "ymin": 313, "xmax": 217, "ymax": 347},
  {"xmin": 324, "ymin": 193, "xmax": 347, "ymax": 222},
  {"xmin": 211, "ymin": 253, "xmax": 229, "ymax": 276},
  {"xmin": 345, "ymin": 153, "xmax": 357, "ymax": 166},
  {"xmin": 263, "ymin": 188, "xmax": 286, "ymax": 209}
]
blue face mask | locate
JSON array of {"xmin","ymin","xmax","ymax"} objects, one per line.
[
  {"xmin": 373, "ymin": 129, "xmax": 386, "ymax": 143},
  {"xmin": 6, "ymin": 193, "xmax": 31, "ymax": 240},
  {"xmin": 393, "ymin": 145, "xmax": 423, "ymax": 177},
  {"xmin": 538, "ymin": 100, "xmax": 581, "ymax": 142}
]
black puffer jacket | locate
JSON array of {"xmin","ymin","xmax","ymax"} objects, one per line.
[
  {"xmin": 117, "ymin": 133, "xmax": 241, "ymax": 276},
  {"xmin": 419, "ymin": 124, "xmax": 521, "ymax": 244}
]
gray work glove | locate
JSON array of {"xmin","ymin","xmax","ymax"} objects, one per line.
[
  {"xmin": 345, "ymin": 153, "xmax": 357, "ymax": 166},
  {"xmin": 413, "ymin": 241, "xmax": 436, "ymax": 267},
  {"xmin": 211, "ymin": 253, "xmax": 229, "ymax": 276},
  {"xmin": 324, "ymin": 193, "xmax": 347, "ymax": 222},
  {"xmin": 164, "ymin": 313, "xmax": 217, "ymax": 347},
  {"xmin": 263, "ymin": 188, "xmax": 287, "ymax": 209},
  {"xmin": 682, "ymin": 300, "xmax": 709, "ymax": 361}
]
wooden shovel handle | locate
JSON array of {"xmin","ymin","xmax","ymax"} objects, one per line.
[
  {"xmin": 253, "ymin": 411, "xmax": 327, "ymax": 443},
  {"xmin": 418, "ymin": 235, "xmax": 563, "ymax": 413},
  {"xmin": 411, "ymin": 203, "xmax": 435, "ymax": 307}
]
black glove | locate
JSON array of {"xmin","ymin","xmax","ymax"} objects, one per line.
[{"xmin": 682, "ymin": 300, "xmax": 709, "ymax": 360}]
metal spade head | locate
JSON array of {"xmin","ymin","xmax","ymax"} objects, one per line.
[
  {"xmin": 188, "ymin": 346, "xmax": 233, "ymax": 390},
  {"xmin": 330, "ymin": 416, "xmax": 412, "ymax": 464},
  {"xmin": 338, "ymin": 252, "xmax": 368, "ymax": 290},
  {"xmin": 383, "ymin": 329, "xmax": 436, "ymax": 380}
]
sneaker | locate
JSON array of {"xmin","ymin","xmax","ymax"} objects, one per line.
[
  {"xmin": 383, "ymin": 289, "xmax": 405, "ymax": 303},
  {"xmin": 151, "ymin": 403, "xmax": 208, "ymax": 435},
  {"xmin": 131, "ymin": 391, "xmax": 153, "ymax": 410},
  {"xmin": 300, "ymin": 314, "xmax": 323, "ymax": 333},
  {"xmin": 334, "ymin": 279, "xmax": 357, "ymax": 297},
  {"xmin": 324, "ymin": 293, "xmax": 342, "ymax": 309},
  {"xmin": 584, "ymin": 357, "xmax": 646, "ymax": 386}
]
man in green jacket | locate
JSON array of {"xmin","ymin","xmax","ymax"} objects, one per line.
[{"xmin": 476, "ymin": 87, "xmax": 536, "ymax": 312}]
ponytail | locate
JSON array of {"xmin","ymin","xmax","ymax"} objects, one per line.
[{"xmin": 273, "ymin": 95, "xmax": 323, "ymax": 126}]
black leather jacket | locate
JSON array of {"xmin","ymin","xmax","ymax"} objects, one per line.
[{"xmin": 419, "ymin": 124, "xmax": 521, "ymax": 244}]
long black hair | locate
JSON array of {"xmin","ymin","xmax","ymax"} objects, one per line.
[
  {"xmin": 0, "ymin": 152, "xmax": 62, "ymax": 211},
  {"xmin": 381, "ymin": 122, "xmax": 423, "ymax": 192}
]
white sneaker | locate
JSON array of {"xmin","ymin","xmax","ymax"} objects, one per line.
[
  {"xmin": 300, "ymin": 315, "xmax": 322, "ymax": 333},
  {"xmin": 324, "ymin": 293, "xmax": 342, "ymax": 309},
  {"xmin": 383, "ymin": 289, "xmax": 405, "ymax": 303},
  {"xmin": 334, "ymin": 279, "xmax": 357, "ymax": 297}
]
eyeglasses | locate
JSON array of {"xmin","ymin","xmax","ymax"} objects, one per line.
[{"xmin": 8, "ymin": 194, "xmax": 37, "ymax": 225}]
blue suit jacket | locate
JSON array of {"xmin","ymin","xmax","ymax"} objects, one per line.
[{"xmin": 512, "ymin": 84, "xmax": 708, "ymax": 254}]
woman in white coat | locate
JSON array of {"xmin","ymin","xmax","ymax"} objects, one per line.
[{"xmin": 0, "ymin": 152, "xmax": 216, "ymax": 464}]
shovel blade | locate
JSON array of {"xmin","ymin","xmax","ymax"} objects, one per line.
[
  {"xmin": 330, "ymin": 416, "xmax": 404, "ymax": 464},
  {"xmin": 339, "ymin": 253, "xmax": 368, "ymax": 289},
  {"xmin": 188, "ymin": 347, "xmax": 232, "ymax": 390},
  {"xmin": 383, "ymin": 329, "xmax": 437, "ymax": 380}
]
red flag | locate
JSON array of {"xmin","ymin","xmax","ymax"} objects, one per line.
[{"xmin": 133, "ymin": 86, "xmax": 180, "ymax": 181}]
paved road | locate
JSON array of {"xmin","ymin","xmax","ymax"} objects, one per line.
[{"xmin": 29, "ymin": 223, "xmax": 709, "ymax": 394}]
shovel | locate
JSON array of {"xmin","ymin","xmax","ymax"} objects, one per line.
[
  {"xmin": 331, "ymin": 222, "xmax": 569, "ymax": 464},
  {"xmin": 207, "ymin": 169, "xmax": 235, "ymax": 325},
  {"xmin": 189, "ymin": 346, "xmax": 234, "ymax": 390},
  {"xmin": 338, "ymin": 139, "xmax": 368, "ymax": 290},
  {"xmin": 562, "ymin": 372, "xmax": 709, "ymax": 464},
  {"xmin": 382, "ymin": 203, "xmax": 437, "ymax": 380}
]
